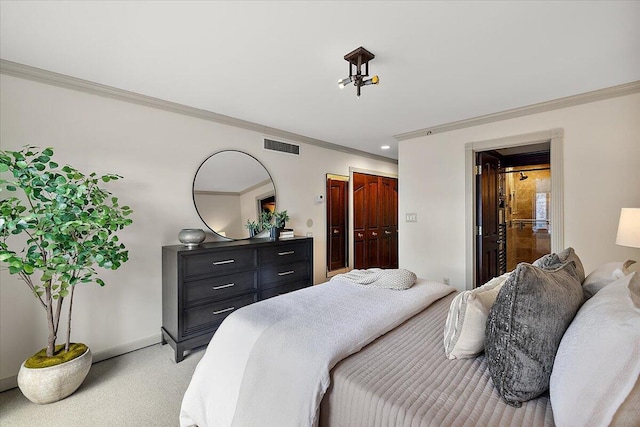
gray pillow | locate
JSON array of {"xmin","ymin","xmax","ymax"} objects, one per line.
[
  {"xmin": 557, "ymin": 247, "xmax": 585, "ymax": 283},
  {"xmin": 485, "ymin": 261, "xmax": 583, "ymax": 407},
  {"xmin": 532, "ymin": 253, "xmax": 562, "ymax": 269}
]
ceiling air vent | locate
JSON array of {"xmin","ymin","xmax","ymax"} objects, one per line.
[{"xmin": 264, "ymin": 138, "xmax": 300, "ymax": 155}]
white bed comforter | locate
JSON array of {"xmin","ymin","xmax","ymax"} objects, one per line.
[{"xmin": 179, "ymin": 276, "xmax": 454, "ymax": 427}]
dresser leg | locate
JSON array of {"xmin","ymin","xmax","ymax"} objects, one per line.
[{"xmin": 175, "ymin": 344, "xmax": 185, "ymax": 363}]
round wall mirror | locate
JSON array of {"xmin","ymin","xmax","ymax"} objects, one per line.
[{"xmin": 193, "ymin": 150, "xmax": 276, "ymax": 239}]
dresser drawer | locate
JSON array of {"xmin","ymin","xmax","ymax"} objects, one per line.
[
  {"xmin": 260, "ymin": 260, "xmax": 310, "ymax": 290},
  {"xmin": 183, "ymin": 293, "xmax": 256, "ymax": 337},
  {"xmin": 183, "ymin": 271, "xmax": 257, "ymax": 306},
  {"xmin": 258, "ymin": 242, "xmax": 309, "ymax": 265},
  {"xmin": 259, "ymin": 281, "xmax": 310, "ymax": 300},
  {"xmin": 182, "ymin": 248, "xmax": 256, "ymax": 278}
]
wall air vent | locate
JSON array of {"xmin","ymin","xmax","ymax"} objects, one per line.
[{"xmin": 264, "ymin": 138, "xmax": 300, "ymax": 155}]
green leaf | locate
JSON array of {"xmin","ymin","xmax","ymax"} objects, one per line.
[
  {"xmin": 0, "ymin": 163, "xmax": 8, "ymax": 172},
  {"xmin": 42, "ymin": 148, "xmax": 54, "ymax": 156}
]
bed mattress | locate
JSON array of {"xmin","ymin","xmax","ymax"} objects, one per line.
[{"xmin": 319, "ymin": 292, "xmax": 554, "ymax": 427}]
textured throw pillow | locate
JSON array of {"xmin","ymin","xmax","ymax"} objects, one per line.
[
  {"xmin": 532, "ymin": 253, "xmax": 563, "ymax": 269},
  {"xmin": 550, "ymin": 272, "xmax": 640, "ymax": 427},
  {"xmin": 443, "ymin": 273, "xmax": 509, "ymax": 359},
  {"xmin": 582, "ymin": 260, "xmax": 636, "ymax": 299},
  {"xmin": 557, "ymin": 247, "xmax": 585, "ymax": 283},
  {"xmin": 484, "ymin": 261, "xmax": 583, "ymax": 407}
]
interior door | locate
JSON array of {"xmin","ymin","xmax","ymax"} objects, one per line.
[
  {"xmin": 326, "ymin": 175, "xmax": 348, "ymax": 272},
  {"xmin": 353, "ymin": 172, "xmax": 398, "ymax": 269},
  {"xmin": 379, "ymin": 177, "xmax": 398, "ymax": 268},
  {"xmin": 476, "ymin": 152, "xmax": 501, "ymax": 286}
]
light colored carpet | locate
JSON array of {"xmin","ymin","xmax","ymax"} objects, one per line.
[{"xmin": 0, "ymin": 343, "xmax": 205, "ymax": 426}]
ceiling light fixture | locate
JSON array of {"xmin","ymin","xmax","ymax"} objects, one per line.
[
  {"xmin": 338, "ymin": 46, "xmax": 379, "ymax": 98},
  {"xmin": 381, "ymin": 145, "xmax": 390, "ymax": 150}
]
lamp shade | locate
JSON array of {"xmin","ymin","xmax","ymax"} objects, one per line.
[{"xmin": 616, "ymin": 208, "xmax": 640, "ymax": 248}]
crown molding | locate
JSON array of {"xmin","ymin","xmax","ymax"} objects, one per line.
[
  {"xmin": 395, "ymin": 80, "xmax": 640, "ymax": 141},
  {"xmin": 0, "ymin": 59, "xmax": 397, "ymax": 165}
]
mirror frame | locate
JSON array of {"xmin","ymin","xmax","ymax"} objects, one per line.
[{"xmin": 192, "ymin": 150, "xmax": 276, "ymax": 240}]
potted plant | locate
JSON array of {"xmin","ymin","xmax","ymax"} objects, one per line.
[
  {"xmin": 259, "ymin": 211, "xmax": 273, "ymax": 236},
  {"xmin": 0, "ymin": 146, "xmax": 133, "ymax": 403},
  {"xmin": 263, "ymin": 210, "xmax": 289, "ymax": 240},
  {"xmin": 274, "ymin": 210, "xmax": 290, "ymax": 230},
  {"xmin": 245, "ymin": 219, "xmax": 260, "ymax": 238}
]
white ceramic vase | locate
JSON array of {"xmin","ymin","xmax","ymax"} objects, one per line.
[{"xmin": 17, "ymin": 347, "xmax": 92, "ymax": 404}]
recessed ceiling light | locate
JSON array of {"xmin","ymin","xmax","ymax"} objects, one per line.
[{"xmin": 381, "ymin": 145, "xmax": 390, "ymax": 150}]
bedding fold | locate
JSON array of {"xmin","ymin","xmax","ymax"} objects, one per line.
[{"xmin": 180, "ymin": 276, "xmax": 454, "ymax": 427}]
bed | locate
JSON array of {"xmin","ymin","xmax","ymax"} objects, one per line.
[
  {"xmin": 180, "ymin": 256, "xmax": 640, "ymax": 427},
  {"xmin": 319, "ymin": 292, "xmax": 553, "ymax": 427}
]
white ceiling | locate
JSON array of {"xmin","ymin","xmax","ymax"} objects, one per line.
[{"xmin": 1, "ymin": 1, "xmax": 639, "ymax": 160}]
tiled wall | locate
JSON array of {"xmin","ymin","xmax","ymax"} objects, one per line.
[{"xmin": 505, "ymin": 167, "xmax": 551, "ymax": 270}]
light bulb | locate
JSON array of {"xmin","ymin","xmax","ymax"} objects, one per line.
[
  {"xmin": 338, "ymin": 76, "xmax": 353, "ymax": 88},
  {"xmin": 363, "ymin": 75, "xmax": 380, "ymax": 86}
]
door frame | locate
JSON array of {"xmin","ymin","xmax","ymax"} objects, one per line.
[
  {"xmin": 464, "ymin": 128, "xmax": 565, "ymax": 290},
  {"xmin": 349, "ymin": 167, "xmax": 398, "ymax": 272}
]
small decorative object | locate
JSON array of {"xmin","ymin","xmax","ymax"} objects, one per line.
[
  {"xmin": 178, "ymin": 228, "xmax": 206, "ymax": 247},
  {"xmin": 245, "ymin": 219, "xmax": 260, "ymax": 238},
  {"xmin": 0, "ymin": 146, "xmax": 133, "ymax": 403},
  {"xmin": 259, "ymin": 211, "xmax": 273, "ymax": 233},
  {"xmin": 274, "ymin": 210, "xmax": 290, "ymax": 230},
  {"xmin": 265, "ymin": 210, "xmax": 290, "ymax": 240},
  {"xmin": 270, "ymin": 227, "xmax": 281, "ymax": 240}
]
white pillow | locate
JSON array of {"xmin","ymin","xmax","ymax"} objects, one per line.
[
  {"xmin": 582, "ymin": 260, "xmax": 635, "ymax": 299},
  {"xmin": 550, "ymin": 272, "xmax": 640, "ymax": 427},
  {"xmin": 443, "ymin": 273, "xmax": 509, "ymax": 359}
]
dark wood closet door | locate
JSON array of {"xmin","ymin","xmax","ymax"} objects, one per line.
[
  {"xmin": 353, "ymin": 172, "xmax": 398, "ymax": 269},
  {"xmin": 326, "ymin": 177, "xmax": 348, "ymax": 271},
  {"xmin": 379, "ymin": 177, "xmax": 398, "ymax": 269},
  {"xmin": 476, "ymin": 152, "xmax": 501, "ymax": 286},
  {"xmin": 353, "ymin": 173, "xmax": 367, "ymax": 268}
]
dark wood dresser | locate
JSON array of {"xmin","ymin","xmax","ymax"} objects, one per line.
[{"xmin": 161, "ymin": 236, "xmax": 313, "ymax": 362}]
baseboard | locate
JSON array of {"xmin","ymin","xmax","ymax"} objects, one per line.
[
  {"xmin": 91, "ymin": 334, "xmax": 162, "ymax": 364},
  {"xmin": 0, "ymin": 334, "xmax": 162, "ymax": 393},
  {"xmin": 0, "ymin": 375, "xmax": 18, "ymax": 393}
]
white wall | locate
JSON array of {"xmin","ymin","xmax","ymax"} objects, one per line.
[
  {"xmin": 194, "ymin": 192, "xmax": 243, "ymax": 237},
  {"xmin": 0, "ymin": 74, "xmax": 397, "ymax": 387},
  {"xmin": 399, "ymin": 93, "xmax": 640, "ymax": 291}
]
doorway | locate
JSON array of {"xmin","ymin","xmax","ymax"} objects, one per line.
[
  {"xmin": 475, "ymin": 142, "xmax": 552, "ymax": 286},
  {"xmin": 503, "ymin": 164, "xmax": 551, "ymax": 271},
  {"xmin": 326, "ymin": 174, "xmax": 349, "ymax": 273}
]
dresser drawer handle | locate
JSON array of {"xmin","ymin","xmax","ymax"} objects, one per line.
[
  {"xmin": 213, "ymin": 307, "xmax": 235, "ymax": 315},
  {"xmin": 213, "ymin": 259, "xmax": 235, "ymax": 265},
  {"xmin": 278, "ymin": 250, "xmax": 295, "ymax": 256},
  {"xmin": 278, "ymin": 270, "xmax": 295, "ymax": 276},
  {"xmin": 372, "ymin": 232, "xmax": 378, "ymax": 236},
  {"xmin": 212, "ymin": 283, "xmax": 235, "ymax": 290},
  {"xmin": 385, "ymin": 230, "xmax": 391, "ymax": 235}
]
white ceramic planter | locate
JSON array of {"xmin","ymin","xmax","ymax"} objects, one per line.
[{"xmin": 17, "ymin": 347, "xmax": 92, "ymax": 404}]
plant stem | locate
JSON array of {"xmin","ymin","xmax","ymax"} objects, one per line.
[
  {"xmin": 65, "ymin": 284, "xmax": 76, "ymax": 352},
  {"xmin": 53, "ymin": 295, "xmax": 64, "ymax": 338},
  {"xmin": 44, "ymin": 285, "xmax": 56, "ymax": 357}
]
